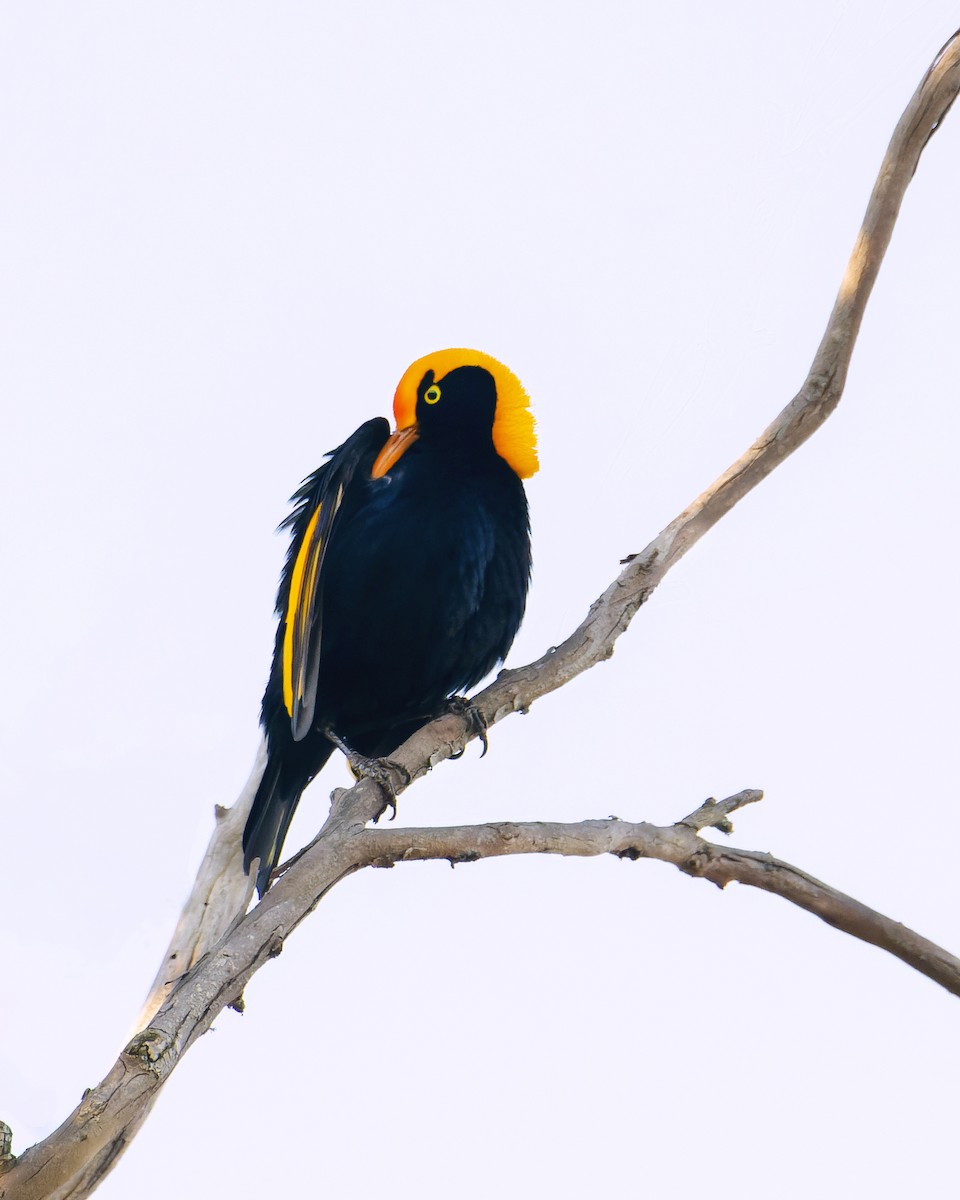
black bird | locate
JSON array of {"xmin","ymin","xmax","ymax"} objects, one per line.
[{"xmin": 242, "ymin": 349, "xmax": 537, "ymax": 896}]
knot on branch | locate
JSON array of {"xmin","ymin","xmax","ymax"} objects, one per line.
[
  {"xmin": 122, "ymin": 1028, "xmax": 171, "ymax": 1076},
  {"xmin": 678, "ymin": 842, "xmax": 724, "ymax": 888},
  {"xmin": 0, "ymin": 1120, "xmax": 15, "ymax": 1172},
  {"xmin": 448, "ymin": 851, "xmax": 481, "ymax": 868}
]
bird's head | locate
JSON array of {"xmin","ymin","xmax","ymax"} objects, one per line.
[{"xmin": 371, "ymin": 349, "xmax": 538, "ymax": 480}]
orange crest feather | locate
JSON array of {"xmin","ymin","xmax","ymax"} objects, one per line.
[{"xmin": 393, "ymin": 348, "xmax": 538, "ymax": 479}]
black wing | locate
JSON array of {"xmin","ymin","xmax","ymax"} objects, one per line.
[{"xmin": 278, "ymin": 417, "xmax": 389, "ymax": 741}]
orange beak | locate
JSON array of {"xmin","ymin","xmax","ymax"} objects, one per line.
[{"xmin": 371, "ymin": 425, "xmax": 419, "ymax": 479}]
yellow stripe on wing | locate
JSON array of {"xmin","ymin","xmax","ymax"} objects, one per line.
[
  {"xmin": 282, "ymin": 504, "xmax": 322, "ymax": 717},
  {"xmin": 281, "ymin": 482, "xmax": 346, "ymax": 732}
]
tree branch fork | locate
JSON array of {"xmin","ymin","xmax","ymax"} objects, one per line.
[{"xmin": 298, "ymin": 783, "xmax": 960, "ymax": 1001}]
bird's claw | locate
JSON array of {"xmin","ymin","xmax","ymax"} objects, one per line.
[
  {"xmin": 445, "ymin": 696, "xmax": 489, "ymax": 758},
  {"xmin": 350, "ymin": 756, "xmax": 410, "ymax": 820},
  {"xmin": 350, "ymin": 755, "xmax": 410, "ymax": 821},
  {"xmin": 324, "ymin": 727, "xmax": 409, "ymax": 820}
]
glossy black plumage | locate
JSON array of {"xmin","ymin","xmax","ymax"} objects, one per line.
[{"xmin": 243, "ymin": 360, "xmax": 533, "ymax": 896}]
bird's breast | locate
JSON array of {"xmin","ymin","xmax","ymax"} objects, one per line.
[{"xmin": 315, "ymin": 452, "xmax": 529, "ymax": 728}]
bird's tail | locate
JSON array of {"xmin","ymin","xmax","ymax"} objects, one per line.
[{"xmin": 242, "ymin": 756, "xmax": 306, "ymax": 898}]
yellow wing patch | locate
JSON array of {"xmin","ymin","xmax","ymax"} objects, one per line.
[
  {"xmin": 282, "ymin": 504, "xmax": 323, "ymax": 718},
  {"xmin": 281, "ymin": 481, "xmax": 348, "ymax": 729},
  {"xmin": 282, "ymin": 483, "xmax": 347, "ymax": 736}
]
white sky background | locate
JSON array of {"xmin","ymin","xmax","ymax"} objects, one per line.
[{"xmin": 2, "ymin": 2, "xmax": 959, "ymax": 1196}]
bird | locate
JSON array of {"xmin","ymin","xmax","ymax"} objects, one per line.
[{"xmin": 242, "ymin": 348, "xmax": 538, "ymax": 896}]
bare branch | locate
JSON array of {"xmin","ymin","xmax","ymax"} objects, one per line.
[
  {"xmin": 4, "ymin": 29, "xmax": 959, "ymax": 1200},
  {"xmin": 450, "ymin": 29, "xmax": 960, "ymax": 748},
  {"xmin": 678, "ymin": 789, "xmax": 765, "ymax": 833},
  {"xmin": 358, "ymin": 805, "xmax": 960, "ymax": 999},
  {"xmin": 132, "ymin": 743, "xmax": 263, "ymax": 1032},
  {"xmin": 10, "ymin": 782, "xmax": 960, "ymax": 1200}
]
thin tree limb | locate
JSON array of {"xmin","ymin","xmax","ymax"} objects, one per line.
[
  {"xmin": 358, "ymin": 801, "xmax": 960, "ymax": 999},
  {"xmin": 3, "ymin": 28, "xmax": 959, "ymax": 1200}
]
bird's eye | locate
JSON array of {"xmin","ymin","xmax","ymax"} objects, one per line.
[{"xmin": 424, "ymin": 384, "xmax": 441, "ymax": 405}]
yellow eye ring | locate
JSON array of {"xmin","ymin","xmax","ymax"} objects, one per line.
[{"xmin": 424, "ymin": 384, "xmax": 441, "ymax": 405}]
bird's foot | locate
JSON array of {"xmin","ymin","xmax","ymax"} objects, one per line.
[
  {"xmin": 350, "ymin": 755, "xmax": 410, "ymax": 821},
  {"xmin": 444, "ymin": 696, "xmax": 489, "ymax": 758},
  {"xmin": 323, "ymin": 727, "xmax": 410, "ymax": 821}
]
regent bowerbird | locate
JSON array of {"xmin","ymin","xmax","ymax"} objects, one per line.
[{"xmin": 242, "ymin": 349, "xmax": 538, "ymax": 896}]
